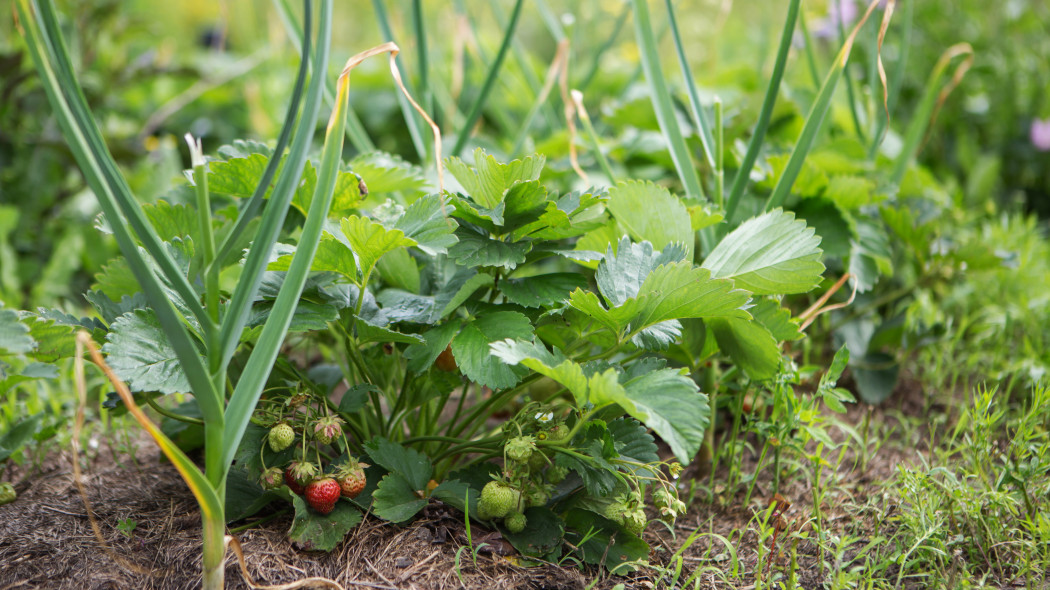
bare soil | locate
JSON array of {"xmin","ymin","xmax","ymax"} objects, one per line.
[{"xmin": 0, "ymin": 376, "xmax": 936, "ymax": 590}]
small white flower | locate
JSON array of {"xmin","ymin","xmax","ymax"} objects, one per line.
[{"xmin": 535, "ymin": 411, "xmax": 554, "ymax": 423}]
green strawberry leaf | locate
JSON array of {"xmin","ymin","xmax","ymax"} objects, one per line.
[
  {"xmin": 554, "ymin": 422, "xmax": 622, "ymax": 497},
  {"xmin": 338, "ymin": 383, "xmax": 379, "ymax": 413},
  {"xmin": 499, "ymin": 180, "xmax": 550, "ymax": 234},
  {"xmin": 0, "ymin": 308, "xmax": 34, "ymax": 356},
  {"xmin": 268, "ymin": 234, "xmax": 357, "ymax": 281},
  {"xmin": 376, "ymin": 247, "xmax": 421, "ymax": 293},
  {"xmin": 708, "ymin": 317, "xmax": 782, "ymax": 381},
  {"xmin": 848, "ymin": 218, "xmax": 893, "ymax": 292},
  {"xmin": 102, "ymin": 309, "xmax": 195, "ymax": 395},
  {"xmin": 244, "ymin": 300, "xmax": 338, "ymax": 334},
  {"xmin": 143, "ymin": 200, "xmax": 198, "ymax": 242},
  {"xmin": 563, "ymin": 508, "xmax": 648, "ymax": 573},
  {"xmin": 0, "ymin": 414, "xmax": 42, "ymax": 463},
  {"xmin": 501, "ymin": 507, "xmax": 565, "ymax": 558},
  {"xmin": 451, "ymin": 312, "xmax": 534, "ymax": 390},
  {"xmin": 341, "ymin": 215, "xmax": 417, "ymax": 280},
  {"xmin": 84, "ymin": 290, "xmax": 148, "ymax": 325},
  {"xmin": 618, "ymin": 366, "xmax": 710, "ymax": 464},
  {"xmin": 628, "ymin": 262, "xmax": 751, "ymax": 337},
  {"xmin": 596, "ymin": 237, "xmax": 687, "ymax": 307},
  {"xmin": 393, "ymin": 193, "xmax": 459, "ymax": 255},
  {"xmin": 446, "ymin": 149, "xmax": 545, "ymax": 209},
  {"xmin": 447, "ymin": 227, "xmax": 532, "ymax": 270},
  {"xmin": 607, "ymin": 417, "xmax": 659, "ymax": 464},
  {"xmin": 404, "ymin": 320, "xmax": 462, "ymax": 373},
  {"xmin": 429, "ymin": 479, "xmax": 477, "ymax": 513},
  {"xmin": 606, "ymin": 180, "xmax": 693, "ymax": 259},
  {"xmin": 207, "ymin": 153, "xmax": 268, "ymax": 197},
  {"xmin": 701, "ymin": 209, "xmax": 825, "ymax": 295},
  {"xmin": 224, "ymin": 467, "xmax": 278, "ymax": 522},
  {"xmin": 499, "ymin": 273, "xmax": 587, "ymax": 308},
  {"xmin": 351, "ymin": 151, "xmax": 428, "ymax": 196},
  {"xmin": 749, "ymin": 299, "xmax": 803, "ymax": 343},
  {"xmin": 492, "ymin": 339, "xmax": 708, "ymax": 462},
  {"xmin": 371, "ymin": 472, "xmax": 429, "ymax": 523},
  {"xmin": 364, "ymin": 437, "xmax": 433, "ymax": 490}
]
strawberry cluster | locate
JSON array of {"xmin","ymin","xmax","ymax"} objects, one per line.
[{"xmin": 252, "ymin": 389, "xmax": 367, "ymax": 515}]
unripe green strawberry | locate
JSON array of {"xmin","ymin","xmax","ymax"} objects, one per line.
[
  {"xmin": 528, "ymin": 450, "xmax": 548, "ymax": 472},
  {"xmin": 504, "ymin": 511, "xmax": 527, "ymax": 534},
  {"xmin": 525, "ymin": 485, "xmax": 550, "ymax": 508},
  {"xmin": 603, "ymin": 501, "xmax": 627, "ymax": 524},
  {"xmin": 505, "ymin": 436, "xmax": 536, "ymax": 463},
  {"xmin": 624, "ymin": 508, "xmax": 647, "ymax": 536},
  {"xmin": 547, "ymin": 423, "xmax": 571, "ymax": 443},
  {"xmin": 305, "ymin": 477, "xmax": 341, "ymax": 515},
  {"xmin": 0, "ymin": 482, "xmax": 16, "ymax": 505},
  {"xmin": 546, "ymin": 465, "xmax": 569, "ymax": 484},
  {"xmin": 479, "ymin": 481, "xmax": 519, "ymax": 519},
  {"xmin": 259, "ymin": 467, "xmax": 284, "ymax": 490},
  {"xmin": 268, "ymin": 423, "xmax": 295, "ymax": 452},
  {"xmin": 312, "ymin": 416, "xmax": 343, "ymax": 446}
]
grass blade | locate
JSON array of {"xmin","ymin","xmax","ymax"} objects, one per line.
[
  {"xmin": 372, "ymin": 0, "xmax": 428, "ymax": 160},
  {"xmin": 869, "ymin": 0, "xmax": 913, "ymax": 159},
  {"xmin": 663, "ymin": 0, "xmax": 716, "ymax": 169},
  {"xmin": 214, "ymin": 0, "xmax": 312, "ymax": 271},
  {"xmin": 724, "ymin": 0, "xmax": 801, "ymax": 222},
  {"xmin": 889, "ymin": 43, "xmax": 973, "ymax": 186},
  {"xmin": 765, "ymin": 0, "xmax": 887, "ymax": 212},
  {"xmin": 451, "ymin": 0, "xmax": 525, "ymax": 157},
  {"xmin": 631, "ymin": 0, "xmax": 704, "ymax": 200},
  {"xmin": 221, "ymin": 2, "xmax": 338, "ymax": 472},
  {"xmin": 216, "ymin": 0, "xmax": 331, "ymax": 373}
]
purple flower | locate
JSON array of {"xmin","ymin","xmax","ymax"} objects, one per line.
[
  {"xmin": 1031, "ymin": 118, "xmax": 1050, "ymax": 152},
  {"xmin": 813, "ymin": 0, "xmax": 859, "ymax": 39}
]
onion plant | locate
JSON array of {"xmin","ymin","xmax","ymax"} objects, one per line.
[{"xmin": 14, "ymin": 1, "xmax": 352, "ymax": 587}]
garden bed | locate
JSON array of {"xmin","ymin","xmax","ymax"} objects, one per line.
[{"xmin": 0, "ymin": 378, "xmax": 932, "ymax": 590}]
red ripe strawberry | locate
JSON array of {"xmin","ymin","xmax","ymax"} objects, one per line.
[
  {"xmin": 284, "ymin": 461, "xmax": 316, "ymax": 495},
  {"xmin": 305, "ymin": 478, "xmax": 341, "ymax": 515},
  {"xmin": 284, "ymin": 468, "xmax": 306, "ymax": 495}
]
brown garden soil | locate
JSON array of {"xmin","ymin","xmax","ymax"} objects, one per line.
[{"xmin": 0, "ymin": 375, "xmax": 938, "ymax": 590}]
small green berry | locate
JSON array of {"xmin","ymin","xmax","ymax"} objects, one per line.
[
  {"xmin": 268, "ymin": 423, "xmax": 295, "ymax": 452},
  {"xmin": 546, "ymin": 465, "xmax": 569, "ymax": 484},
  {"xmin": 624, "ymin": 508, "xmax": 647, "ymax": 536},
  {"xmin": 603, "ymin": 501, "xmax": 627, "ymax": 525},
  {"xmin": 504, "ymin": 511, "xmax": 527, "ymax": 534},
  {"xmin": 505, "ymin": 436, "xmax": 536, "ymax": 463},
  {"xmin": 0, "ymin": 482, "xmax": 16, "ymax": 505}
]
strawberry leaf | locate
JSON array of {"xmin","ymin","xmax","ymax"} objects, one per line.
[
  {"xmin": 708, "ymin": 317, "xmax": 782, "ymax": 380},
  {"xmin": 446, "ymin": 149, "xmax": 545, "ymax": 209},
  {"xmin": 371, "ymin": 472, "xmax": 428, "ymax": 523},
  {"xmin": 364, "ymin": 437, "xmax": 433, "ymax": 490},
  {"xmin": 606, "ymin": 180, "xmax": 693, "ymax": 259},
  {"xmin": 103, "ymin": 309, "xmax": 195, "ymax": 395},
  {"xmin": 701, "ymin": 209, "xmax": 825, "ymax": 295},
  {"xmin": 451, "ymin": 312, "xmax": 533, "ymax": 389}
]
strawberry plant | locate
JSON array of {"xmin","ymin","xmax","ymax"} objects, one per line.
[{"xmin": 17, "ymin": 0, "xmax": 833, "ymax": 582}]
